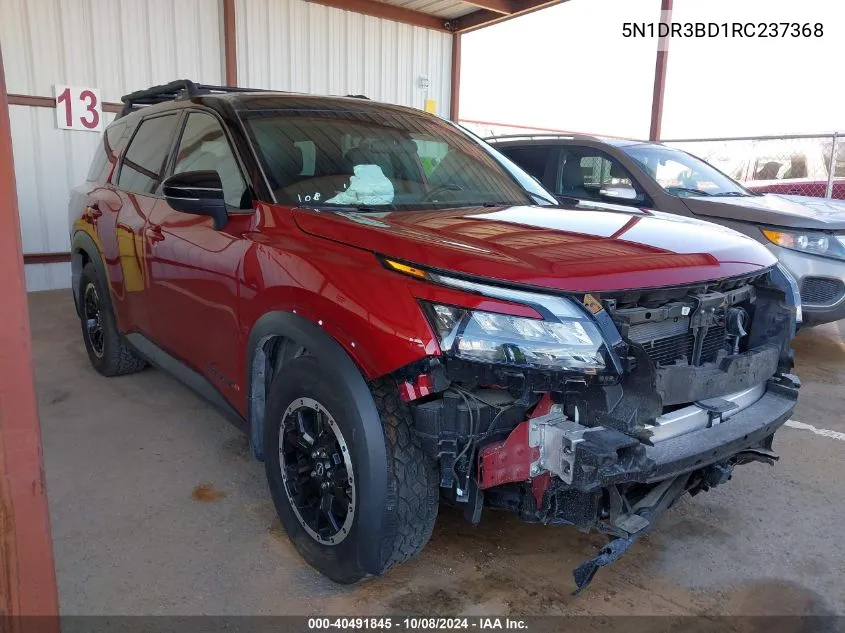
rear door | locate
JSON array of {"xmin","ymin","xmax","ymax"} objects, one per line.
[
  {"xmin": 145, "ymin": 110, "xmax": 253, "ymax": 401},
  {"xmin": 109, "ymin": 112, "xmax": 183, "ymax": 336},
  {"xmin": 70, "ymin": 119, "xmax": 133, "ymax": 314}
]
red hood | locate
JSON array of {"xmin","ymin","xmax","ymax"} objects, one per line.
[{"xmin": 290, "ymin": 204, "xmax": 777, "ymax": 292}]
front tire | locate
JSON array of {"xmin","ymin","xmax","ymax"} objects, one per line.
[
  {"xmin": 264, "ymin": 354, "xmax": 439, "ymax": 583},
  {"xmin": 78, "ymin": 262, "xmax": 146, "ymax": 377}
]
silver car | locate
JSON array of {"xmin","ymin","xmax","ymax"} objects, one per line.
[{"xmin": 490, "ymin": 134, "xmax": 845, "ymax": 325}]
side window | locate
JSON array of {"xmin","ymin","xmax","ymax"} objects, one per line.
[
  {"xmin": 557, "ymin": 148, "xmax": 635, "ymax": 199},
  {"xmin": 752, "ymin": 156, "xmax": 789, "ymax": 181},
  {"xmin": 87, "ymin": 121, "xmax": 130, "ymax": 184},
  {"xmin": 499, "ymin": 146, "xmax": 552, "ymax": 183},
  {"xmin": 173, "ymin": 112, "xmax": 248, "ymax": 208},
  {"xmin": 116, "ymin": 114, "xmax": 180, "ymax": 194}
]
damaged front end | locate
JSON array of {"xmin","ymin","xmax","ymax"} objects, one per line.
[{"xmin": 389, "ymin": 262, "xmax": 800, "ymax": 592}]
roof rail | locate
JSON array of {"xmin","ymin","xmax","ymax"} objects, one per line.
[
  {"xmin": 118, "ymin": 79, "xmax": 269, "ymax": 117},
  {"xmin": 484, "ymin": 133, "xmax": 597, "ymax": 142}
]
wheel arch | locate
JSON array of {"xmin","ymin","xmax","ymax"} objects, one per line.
[
  {"xmin": 71, "ymin": 231, "xmax": 107, "ymax": 314},
  {"xmin": 246, "ymin": 310, "xmax": 382, "ymax": 462}
]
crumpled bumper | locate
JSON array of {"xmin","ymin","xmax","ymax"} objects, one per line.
[
  {"xmin": 478, "ymin": 374, "xmax": 799, "ymax": 495},
  {"xmin": 476, "ymin": 374, "xmax": 799, "ymax": 594}
]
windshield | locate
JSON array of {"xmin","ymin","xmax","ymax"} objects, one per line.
[
  {"xmin": 622, "ymin": 144, "xmax": 751, "ymax": 197},
  {"xmin": 241, "ymin": 108, "xmax": 551, "ymax": 210}
]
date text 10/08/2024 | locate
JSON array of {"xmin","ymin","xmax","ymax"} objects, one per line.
[
  {"xmin": 308, "ymin": 618, "xmax": 528, "ymax": 630},
  {"xmin": 622, "ymin": 22, "xmax": 823, "ymax": 38}
]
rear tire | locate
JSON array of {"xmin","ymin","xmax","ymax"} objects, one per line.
[
  {"xmin": 78, "ymin": 262, "xmax": 146, "ymax": 377},
  {"xmin": 264, "ymin": 355, "xmax": 438, "ymax": 583}
]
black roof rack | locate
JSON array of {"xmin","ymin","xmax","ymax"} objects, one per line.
[{"xmin": 118, "ymin": 79, "xmax": 269, "ymax": 117}]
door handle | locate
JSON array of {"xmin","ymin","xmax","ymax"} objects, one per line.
[{"xmin": 145, "ymin": 225, "xmax": 165, "ymax": 243}]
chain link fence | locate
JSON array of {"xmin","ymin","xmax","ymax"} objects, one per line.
[{"xmin": 664, "ymin": 133, "xmax": 844, "ymax": 199}]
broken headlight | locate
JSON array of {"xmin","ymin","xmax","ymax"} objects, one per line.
[{"xmin": 420, "ymin": 278, "xmax": 606, "ymax": 372}]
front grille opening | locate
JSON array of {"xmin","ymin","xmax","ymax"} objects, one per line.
[{"xmin": 634, "ymin": 321, "xmax": 727, "ymax": 367}]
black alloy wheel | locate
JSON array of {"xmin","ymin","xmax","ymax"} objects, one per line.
[
  {"xmin": 278, "ymin": 397, "xmax": 356, "ymax": 545},
  {"xmin": 83, "ymin": 281, "xmax": 105, "ymax": 358}
]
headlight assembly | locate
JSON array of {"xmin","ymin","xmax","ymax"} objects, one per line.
[
  {"xmin": 418, "ymin": 273, "xmax": 607, "ymax": 372},
  {"xmin": 421, "ymin": 302, "xmax": 606, "ymax": 371},
  {"xmin": 381, "ymin": 258, "xmax": 609, "ymax": 372},
  {"xmin": 761, "ymin": 229, "xmax": 845, "ymax": 261}
]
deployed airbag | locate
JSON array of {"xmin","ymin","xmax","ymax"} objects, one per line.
[{"xmin": 327, "ymin": 164, "xmax": 394, "ymax": 206}]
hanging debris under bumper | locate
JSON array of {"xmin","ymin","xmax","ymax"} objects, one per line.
[{"xmin": 476, "ymin": 373, "xmax": 799, "ymax": 591}]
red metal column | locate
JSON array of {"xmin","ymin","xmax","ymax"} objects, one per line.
[
  {"xmin": 450, "ymin": 32, "xmax": 462, "ymax": 121},
  {"xmin": 648, "ymin": 0, "xmax": 673, "ymax": 141},
  {"xmin": 0, "ymin": 45, "xmax": 60, "ymax": 620},
  {"xmin": 223, "ymin": 0, "xmax": 238, "ymax": 86}
]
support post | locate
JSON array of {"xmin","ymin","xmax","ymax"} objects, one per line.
[
  {"xmin": 825, "ymin": 133, "xmax": 838, "ymax": 199},
  {"xmin": 0, "ymin": 45, "xmax": 60, "ymax": 622},
  {"xmin": 649, "ymin": 0, "xmax": 672, "ymax": 142},
  {"xmin": 223, "ymin": 0, "xmax": 238, "ymax": 86},
  {"xmin": 450, "ymin": 32, "xmax": 462, "ymax": 121}
]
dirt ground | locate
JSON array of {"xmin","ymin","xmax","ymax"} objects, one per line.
[{"xmin": 29, "ymin": 290, "xmax": 845, "ymax": 616}]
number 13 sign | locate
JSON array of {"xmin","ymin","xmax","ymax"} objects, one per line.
[{"xmin": 54, "ymin": 85, "xmax": 103, "ymax": 132}]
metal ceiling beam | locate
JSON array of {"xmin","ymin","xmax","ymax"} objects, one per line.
[
  {"xmin": 449, "ymin": 0, "xmax": 563, "ymax": 32},
  {"xmin": 463, "ymin": 0, "xmax": 514, "ymax": 14},
  {"xmin": 0, "ymin": 43, "xmax": 60, "ymax": 621},
  {"xmin": 306, "ymin": 0, "xmax": 449, "ymax": 32}
]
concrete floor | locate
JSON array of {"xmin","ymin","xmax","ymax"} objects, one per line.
[{"xmin": 30, "ymin": 290, "xmax": 845, "ymax": 615}]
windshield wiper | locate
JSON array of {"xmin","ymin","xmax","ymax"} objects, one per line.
[
  {"xmin": 708, "ymin": 191, "xmax": 748, "ymax": 197},
  {"xmin": 665, "ymin": 186, "xmax": 712, "ymax": 197}
]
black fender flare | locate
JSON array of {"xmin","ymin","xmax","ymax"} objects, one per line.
[
  {"xmin": 70, "ymin": 231, "xmax": 107, "ymax": 314},
  {"xmin": 246, "ymin": 311, "xmax": 382, "ymax": 464}
]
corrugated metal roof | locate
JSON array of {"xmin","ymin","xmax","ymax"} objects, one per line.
[{"xmin": 375, "ymin": 0, "xmax": 476, "ymax": 20}]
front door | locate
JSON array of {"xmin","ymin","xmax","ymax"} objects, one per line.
[
  {"xmin": 145, "ymin": 110, "xmax": 253, "ymax": 403},
  {"xmin": 110, "ymin": 111, "xmax": 182, "ymax": 336}
]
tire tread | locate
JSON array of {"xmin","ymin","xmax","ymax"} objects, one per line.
[{"xmin": 370, "ymin": 377, "xmax": 439, "ymax": 572}]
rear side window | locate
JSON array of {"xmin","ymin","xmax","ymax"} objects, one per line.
[
  {"xmin": 86, "ymin": 121, "xmax": 131, "ymax": 184},
  {"xmin": 116, "ymin": 113, "xmax": 180, "ymax": 194}
]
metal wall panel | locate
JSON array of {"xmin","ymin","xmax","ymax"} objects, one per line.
[
  {"xmin": 3, "ymin": 0, "xmax": 454, "ymax": 291},
  {"xmin": 1, "ymin": 0, "xmax": 224, "ymax": 290},
  {"xmin": 8, "ymin": 105, "xmax": 116, "ymax": 291},
  {"xmin": 0, "ymin": 0, "xmax": 224, "ymax": 101},
  {"xmin": 236, "ymin": 0, "xmax": 452, "ymax": 117}
]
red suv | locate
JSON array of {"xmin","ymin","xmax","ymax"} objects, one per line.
[{"xmin": 69, "ymin": 81, "xmax": 800, "ymax": 591}]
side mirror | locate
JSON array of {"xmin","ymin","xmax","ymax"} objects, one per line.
[
  {"xmin": 599, "ymin": 185, "xmax": 642, "ymax": 203},
  {"xmin": 162, "ymin": 171, "xmax": 228, "ymax": 230}
]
